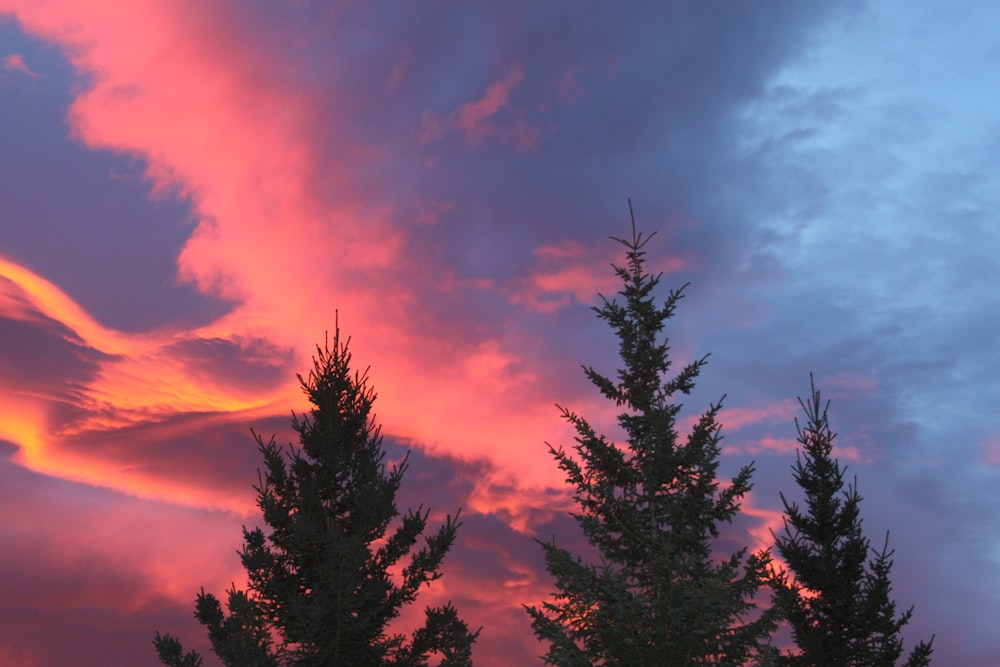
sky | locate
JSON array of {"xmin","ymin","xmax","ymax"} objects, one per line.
[{"xmin": 1, "ymin": 1, "xmax": 999, "ymax": 664}]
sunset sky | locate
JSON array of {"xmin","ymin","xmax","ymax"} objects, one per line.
[{"xmin": 2, "ymin": 2, "xmax": 999, "ymax": 665}]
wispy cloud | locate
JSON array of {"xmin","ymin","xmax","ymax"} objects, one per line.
[{"xmin": 2, "ymin": 52, "xmax": 38, "ymax": 76}]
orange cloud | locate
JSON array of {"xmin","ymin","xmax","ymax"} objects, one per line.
[
  {"xmin": 0, "ymin": 254, "xmax": 128, "ymax": 351},
  {"xmin": 0, "ymin": 252, "xmax": 297, "ymax": 508},
  {"xmin": 0, "ymin": 393, "xmax": 47, "ymax": 464}
]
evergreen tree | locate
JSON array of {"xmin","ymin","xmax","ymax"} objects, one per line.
[
  {"xmin": 154, "ymin": 326, "xmax": 478, "ymax": 666},
  {"xmin": 771, "ymin": 376, "xmax": 933, "ymax": 667},
  {"xmin": 526, "ymin": 205, "xmax": 778, "ymax": 666}
]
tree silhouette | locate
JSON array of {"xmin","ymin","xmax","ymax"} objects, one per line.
[
  {"xmin": 155, "ymin": 325, "xmax": 478, "ymax": 666},
  {"xmin": 526, "ymin": 204, "xmax": 778, "ymax": 666},
  {"xmin": 771, "ymin": 376, "xmax": 933, "ymax": 666}
]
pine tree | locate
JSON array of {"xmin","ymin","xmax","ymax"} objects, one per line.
[
  {"xmin": 771, "ymin": 375, "xmax": 933, "ymax": 667},
  {"xmin": 154, "ymin": 325, "xmax": 478, "ymax": 666},
  {"xmin": 525, "ymin": 204, "xmax": 778, "ymax": 666}
]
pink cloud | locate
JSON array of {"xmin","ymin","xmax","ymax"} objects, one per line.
[
  {"xmin": 553, "ymin": 67, "xmax": 588, "ymax": 105},
  {"xmin": 719, "ymin": 399, "xmax": 799, "ymax": 432},
  {"xmin": 414, "ymin": 197, "xmax": 455, "ymax": 225},
  {"xmin": 458, "ymin": 64, "xmax": 524, "ymax": 137},
  {"xmin": 421, "ymin": 64, "xmax": 543, "ymax": 151},
  {"xmin": 508, "ymin": 238, "xmax": 691, "ymax": 314},
  {"xmin": 721, "ymin": 431, "xmax": 866, "ymax": 462},
  {"xmin": 0, "ymin": 0, "xmax": 592, "ymax": 515},
  {"xmin": 419, "ymin": 110, "xmax": 444, "ymax": 143},
  {"xmin": 980, "ymin": 438, "xmax": 1000, "ymax": 465},
  {"xmin": 0, "ymin": 643, "xmax": 41, "ymax": 667},
  {"xmin": 817, "ymin": 371, "xmax": 878, "ymax": 398},
  {"xmin": 2, "ymin": 52, "xmax": 39, "ymax": 77},
  {"xmin": 0, "ymin": 470, "xmax": 246, "ymax": 612},
  {"xmin": 739, "ymin": 491, "xmax": 788, "ymax": 554},
  {"xmin": 550, "ymin": 57, "xmax": 619, "ymax": 106},
  {"xmin": 833, "ymin": 444, "xmax": 862, "ymax": 462},
  {"xmin": 723, "ymin": 436, "xmax": 801, "ymax": 457}
]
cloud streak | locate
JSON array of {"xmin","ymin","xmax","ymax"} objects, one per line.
[{"xmin": 2, "ymin": 52, "xmax": 38, "ymax": 76}]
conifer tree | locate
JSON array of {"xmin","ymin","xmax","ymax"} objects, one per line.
[
  {"xmin": 154, "ymin": 326, "xmax": 478, "ymax": 666},
  {"xmin": 526, "ymin": 205, "xmax": 778, "ymax": 666},
  {"xmin": 771, "ymin": 376, "xmax": 933, "ymax": 667}
]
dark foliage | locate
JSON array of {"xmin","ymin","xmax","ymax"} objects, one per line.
[
  {"xmin": 525, "ymin": 204, "xmax": 778, "ymax": 666},
  {"xmin": 154, "ymin": 326, "xmax": 478, "ymax": 666},
  {"xmin": 771, "ymin": 376, "xmax": 933, "ymax": 666}
]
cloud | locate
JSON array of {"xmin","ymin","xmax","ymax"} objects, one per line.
[
  {"xmin": 458, "ymin": 65, "xmax": 524, "ymax": 134},
  {"xmin": 506, "ymin": 239, "xmax": 619, "ymax": 314},
  {"xmin": 979, "ymin": 438, "xmax": 1000, "ymax": 466},
  {"xmin": 719, "ymin": 400, "xmax": 799, "ymax": 433},
  {"xmin": 2, "ymin": 0, "xmax": 844, "ymax": 546},
  {"xmin": 1, "ymin": 52, "xmax": 38, "ymax": 76},
  {"xmin": 420, "ymin": 64, "xmax": 543, "ymax": 152},
  {"xmin": 0, "ymin": 0, "xmax": 857, "ymax": 533},
  {"xmin": 0, "ymin": 253, "xmax": 298, "ymax": 507},
  {"xmin": 0, "ymin": 643, "xmax": 41, "ymax": 667},
  {"xmin": 507, "ymin": 237, "xmax": 695, "ymax": 314},
  {"xmin": 456, "ymin": 64, "xmax": 540, "ymax": 151},
  {"xmin": 0, "ymin": 450, "xmax": 246, "ymax": 610},
  {"xmin": 0, "ymin": 2, "xmax": 917, "ymax": 665}
]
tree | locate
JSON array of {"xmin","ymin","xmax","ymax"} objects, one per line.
[
  {"xmin": 154, "ymin": 325, "xmax": 478, "ymax": 666},
  {"xmin": 770, "ymin": 375, "xmax": 933, "ymax": 667},
  {"xmin": 525, "ymin": 204, "xmax": 778, "ymax": 666}
]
